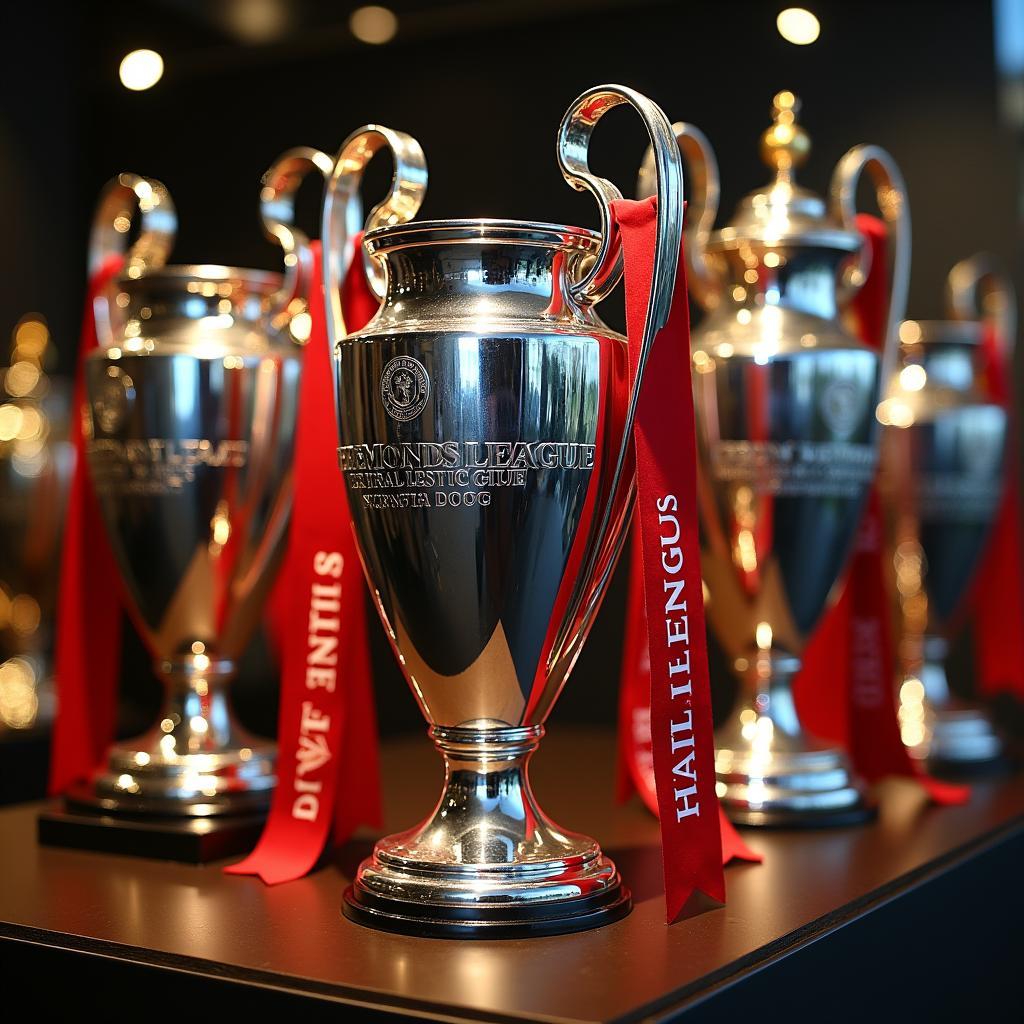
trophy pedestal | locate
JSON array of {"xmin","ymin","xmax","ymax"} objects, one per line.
[
  {"xmin": 38, "ymin": 782, "xmax": 267, "ymax": 863},
  {"xmin": 716, "ymin": 738, "xmax": 875, "ymax": 828},
  {"xmin": 38, "ymin": 733, "xmax": 276, "ymax": 863},
  {"xmin": 714, "ymin": 664, "xmax": 875, "ymax": 827},
  {"xmin": 907, "ymin": 644, "xmax": 1007, "ymax": 776},
  {"xmin": 344, "ymin": 725, "xmax": 632, "ymax": 938},
  {"xmin": 916, "ymin": 705, "xmax": 1006, "ymax": 778}
]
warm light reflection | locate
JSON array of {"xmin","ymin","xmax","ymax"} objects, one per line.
[
  {"xmin": 898, "ymin": 674, "xmax": 928, "ymax": 749},
  {"xmin": 899, "ymin": 320, "xmax": 922, "ymax": 345},
  {"xmin": 776, "ymin": 7, "xmax": 820, "ymax": 45},
  {"xmin": 0, "ymin": 657, "xmax": 38, "ymax": 729},
  {"xmin": 5, "ymin": 361, "xmax": 40, "ymax": 398},
  {"xmin": 755, "ymin": 621, "xmax": 773, "ymax": 651},
  {"xmin": 877, "ymin": 397, "xmax": 914, "ymax": 428},
  {"xmin": 119, "ymin": 49, "xmax": 164, "ymax": 91},
  {"xmin": 289, "ymin": 310, "xmax": 312, "ymax": 342},
  {"xmin": 349, "ymin": 5, "xmax": 398, "ymax": 44},
  {"xmin": 899, "ymin": 363, "xmax": 927, "ymax": 392}
]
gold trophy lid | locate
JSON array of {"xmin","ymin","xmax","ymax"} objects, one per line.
[{"xmin": 711, "ymin": 91, "xmax": 861, "ymax": 254}]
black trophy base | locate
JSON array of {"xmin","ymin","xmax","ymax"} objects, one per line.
[
  {"xmin": 926, "ymin": 754, "xmax": 1013, "ymax": 781},
  {"xmin": 728, "ymin": 800, "xmax": 878, "ymax": 830},
  {"xmin": 342, "ymin": 881, "xmax": 632, "ymax": 940},
  {"xmin": 38, "ymin": 783, "xmax": 266, "ymax": 864}
]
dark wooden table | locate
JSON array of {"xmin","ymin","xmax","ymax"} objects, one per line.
[{"xmin": 1, "ymin": 728, "xmax": 1021, "ymax": 1020}]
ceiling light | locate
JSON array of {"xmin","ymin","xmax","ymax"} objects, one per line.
[
  {"xmin": 777, "ymin": 8, "xmax": 820, "ymax": 45},
  {"xmin": 350, "ymin": 6, "xmax": 398, "ymax": 45},
  {"xmin": 119, "ymin": 49, "xmax": 164, "ymax": 91}
]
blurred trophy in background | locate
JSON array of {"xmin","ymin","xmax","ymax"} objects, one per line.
[
  {"xmin": 640, "ymin": 92, "xmax": 909, "ymax": 825},
  {"xmin": 65, "ymin": 172, "xmax": 301, "ymax": 822},
  {"xmin": 881, "ymin": 256, "xmax": 1013, "ymax": 772},
  {"xmin": 0, "ymin": 319, "xmax": 73, "ymax": 735}
]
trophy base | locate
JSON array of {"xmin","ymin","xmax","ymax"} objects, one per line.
[
  {"xmin": 38, "ymin": 783, "xmax": 266, "ymax": 863},
  {"xmin": 342, "ymin": 872, "xmax": 631, "ymax": 940},
  {"xmin": 716, "ymin": 743, "xmax": 874, "ymax": 829},
  {"xmin": 913, "ymin": 706, "xmax": 1005, "ymax": 776},
  {"xmin": 343, "ymin": 723, "xmax": 631, "ymax": 939},
  {"xmin": 90, "ymin": 736, "xmax": 277, "ymax": 817}
]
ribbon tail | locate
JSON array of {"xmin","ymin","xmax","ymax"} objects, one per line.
[{"xmin": 719, "ymin": 808, "xmax": 762, "ymax": 865}]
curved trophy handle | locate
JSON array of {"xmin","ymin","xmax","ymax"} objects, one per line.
[
  {"xmin": 947, "ymin": 253, "xmax": 1017, "ymax": 362},
  {"xmin": 260, "ymin": 147, "xmax": 335, "ymax": 334},
  {"xmin": 321, "ymin": 124, "xmax": 427, "ymax": 352},
  {"xmin": 637, "ymin": 121, "xmax": 723, "ymax": 311},
  {"xmin": 551, "ymin": 84, "xmax": 684, "ymax": 670},
  {"xmin": 829, "ymin": 144, "xmax": 912, "ymax": 393},
  {"xmin": 88, "ymin": 173, "xmax": 176, "ymax": 345}
]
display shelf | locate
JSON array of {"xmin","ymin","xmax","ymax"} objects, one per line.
[{"xmin": 1, "ymin": 728, "xmax": 1021, "ymax": 1020}]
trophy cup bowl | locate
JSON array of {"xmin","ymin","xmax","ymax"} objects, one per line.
[
  {"xmin": 67, "ymin": 173, "xmax": 303, "ymax": 818},
  {"xmin": 325, "ymin": 88, "xmax": 683, "ymax": 936},
  {"xmin": 882, "ymin": 278, "xmax": 1010, "ymax": 771},
  {"xmin": 641, "ymin": 92, "xmax": 910, "ymax": 825}
]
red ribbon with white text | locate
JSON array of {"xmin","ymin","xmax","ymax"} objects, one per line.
[
  {"xmin": 614, "ymin": 196, "xmax": 725, "ymax": 921},
  {"xmin": 617, "ymin": 524, "xmax": 763, "ymax": 868},
  {"xmin": 227, "ymin": 239, "xmax": 381, "ymax": 883}
]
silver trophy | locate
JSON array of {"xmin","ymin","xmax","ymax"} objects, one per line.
[
  {"xmin": 68, "ymin": 163, "xmax": 318, "ymax": 818},
  {"xmin": 881, "ymin": 255, "xmax": 1013, "ymax": 772},
  {"xmin": 639, "ymin": 92, "xmax": 910, "ymax": 825},
  {"xmin": 323, "ymin": 87, "xmax": 683, "ymax": 936}
]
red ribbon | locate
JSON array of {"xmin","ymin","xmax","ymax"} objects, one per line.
[
  {"xmin": 50, "ymin": 256, "xmax": 125, "ymax": 795},
  {"xmin": 617, "ymin": 523, "xmax": 762, "ymax": 868},
  {"xmin": 227, "ymin": 239, "xmax": 381, "ymax": 883},
  {"xmin": 614, "ymin": 197, "xmax": 726, "ymax": 921},
  {"xmin": 969, "ymin": 321, "xmax": 1024, "ymax": 700},
  {"xmin": 794, "ymin": 216, "xmax": 967, "ymax": 805}
]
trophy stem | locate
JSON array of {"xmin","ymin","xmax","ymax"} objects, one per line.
[
  {"xmin": 901, "ymin": 635, "xmax": 1003, "ymax": 774},
  {"xmin": 715, "ymin": 650, "xmax": 874, "ymax": 827},
  {"xmin": 85, "ymin": 653, "xmax": 276, "ymax": 817},
  {"xmin": 343, "ymin": 723, "xmax": 631, "ymax": 938}
]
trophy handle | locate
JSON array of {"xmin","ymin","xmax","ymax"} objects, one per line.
[
  {"xmin": 637, "ymin": 121, "xmax": 723, "ymax": 311},
  {"xmin": 946, "ymin": 253, "xmax": 1018, "ymax": 361},
  {"xmin": 88, "ymin": 172, "xmax": 176, "ymax": 345},
  {"xmin": 321, "ymin": 125, "xmax": 427, "ymax": 351},
  {"xmin": 551, "ymin": 84, "xmax": 684, "ymax": 670},
  {"xmin": 830, "ymin": 144, "xmax": 912, "ymax": 392},
  {"xmin": 260, "ymin": 147, "xmax": 335, "ymax": 334}
]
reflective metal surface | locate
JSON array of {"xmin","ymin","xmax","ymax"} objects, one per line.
[
  {"xmin": 882, "ymin": 256, "xmax": 1013, "ymax": 770},
  {"xmin": 77, "ymin": 170, "xmax": 305, "ymax": 816},
  {"xmin": 641, "ymin": 92, "xmax": 910, "ymax": 825},
  {"xmin": 325, "ymin": 86, "xmax": 681, "ymax": 936}
]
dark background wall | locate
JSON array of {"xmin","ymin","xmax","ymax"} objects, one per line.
[{"xmin": 2, "ymin": 0, "xmax": 1019, "ymax": 741}]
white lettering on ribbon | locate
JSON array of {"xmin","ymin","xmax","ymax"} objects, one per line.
[
  {"xmin": 656, "ymin": 494, "xmax": 701, "ymax": 822},
  {"xmin": 290, "ymin": 550, "xmax": 344, "ymax": 823}
]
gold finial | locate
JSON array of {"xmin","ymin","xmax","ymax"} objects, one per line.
[{"xmin": 759, "ymin": 90, "xmax": 810, "ymax": 180}]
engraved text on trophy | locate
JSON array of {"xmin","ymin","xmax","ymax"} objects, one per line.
[
  {"xmin": 338, "ymin": 440, "xmax": 596, "ymax": 509},
  {"xmin": 87, "ymin": 438, "xmax": 250, "ymax": 495}
]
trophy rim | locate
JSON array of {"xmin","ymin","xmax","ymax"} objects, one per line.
[
  {"xmin": 116, "ymin": 264, "xmax": 283, "ymax": 295},
  {"xmin": 363, "ymin": 218, "xmax": 602, "ymax": 254}
]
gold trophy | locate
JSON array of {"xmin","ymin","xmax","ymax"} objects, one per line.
[{"xmin": 640, "ymin": 92, "xmax": 910, "ymax": 825}]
